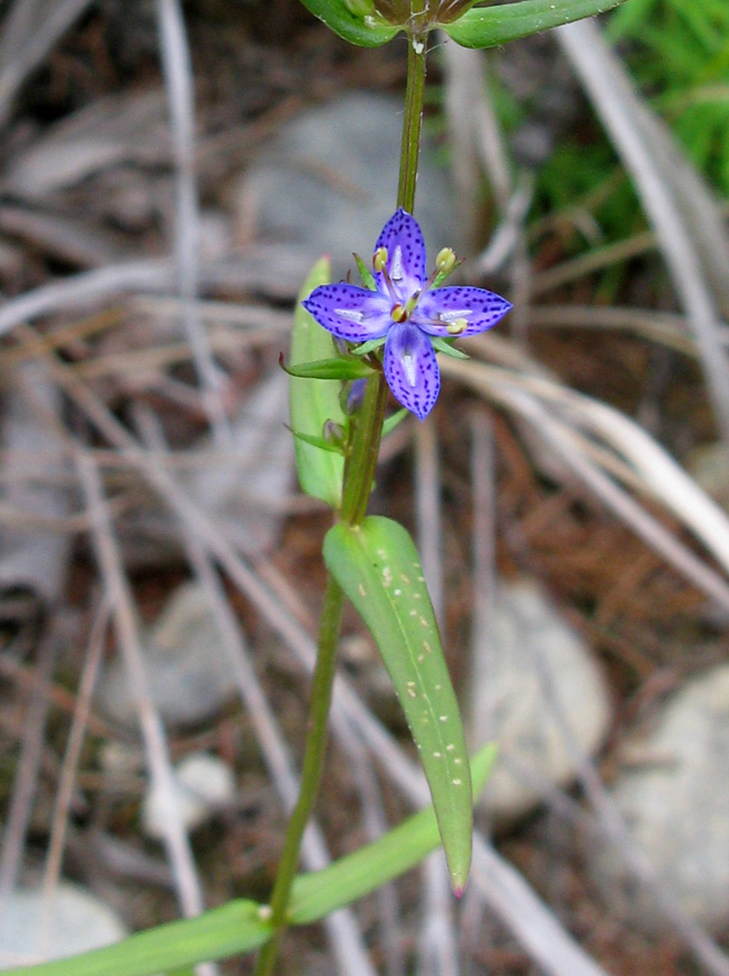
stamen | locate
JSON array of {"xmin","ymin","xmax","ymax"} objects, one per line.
[
  {"xmin": 374, "ymin": 246, "xmax": 400, "ymax": 303},
  {"xmin": 391, "ymin": 303, "xmax": 409, "ymax": 323},
  {"xmin": 403, "ymin": 289, "xmax": 421, "ymax": 317},
  {"xmin": 446, "ymin": 318, "xmax": 468, "ymax": 335},
  {"xmin": 436, "ymin": 247, "xmax": 457, "ymax": 275}
]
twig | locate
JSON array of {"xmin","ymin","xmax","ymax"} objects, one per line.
[
  {"xmin": 440, "ymin": 356, "xmax": 729, "ymax": 608},
  {"xmin": 75, "ymin": 450, "xmax": 217, "ymax": 976},
  {"xmin": 156, "ymin": 0, "xmax": 231, "ymax": 446},
  {"xmin": 440, "ymin": 40, "xmax": 511, "ymax": 245},
  {"xmin": 0, "ymin": 632, "xmax": 60, "ymax": 913},
  {"xmin": 531, "ymin": 230, "xmax": 656, "ymax": 297},
  {"xmin": 467, "ymin": 409, "xmax": 498, "ymax": 752},
  {"xmin": 0, "ymin": 259, "xmax": 174, "ymax": 341},
  {"xmin": 38, "ymin": 597, "xmax": 110, "ymax": 957},
  {"xmin": 558, "ymin": 18, "xmax": 729, "ymax": 449},
  {"xmin": 0, "ymin": 0, "xmax": 94, "ymax": 128},
  {"xmin": 528, "ymin": 304, "xmax": 703, "ymax": 357}
]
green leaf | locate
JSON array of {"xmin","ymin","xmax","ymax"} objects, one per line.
[
  {"xmin": 290, "ymin": 259, "xmax": 346, "ymax": 509},
  {"xmin": 382, "ymin": 407, "xmax": 409, "ymax": 437},
  {"xmin": 443, "ymin": 0, "xmax": 630, "ymax": 49},
  {"xmin": 289, "ymin": 743, "xmax": 497, "ymax": 924},
  {"xmin": 354, "ymin": 252, "xmax": 378, "ymax": 290},
  {"xmin": 323, "ymin": 516, "xmax": 473, "ymax": 893},
  {"xmin": 283, "ymin": 356, "xmax": 374, "ymax": 381},
  {"xmin": 2, "ymin": 747, "xmax": 496, "ymax": 976},
  {"xmin": 431, "ymin": 337, "xmax": 470, "ymax": 360},
  {"xmin": 0, "ymin": 901, "xmax": 271, "ymax": 976},
  {"xmin": 289, "ymin": 428, "xmax": 346, "ymax": 455},
  {"xmin": 297, "ymin": 0, "xmax": 399, "ymax": 46},
  {"xmin": 351, "ymin": 336, "xmax": 387, "ymax": 357}
]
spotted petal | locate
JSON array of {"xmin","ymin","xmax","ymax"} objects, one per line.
[
  {"xmin": 383, "ymin": 321, "xmax": 440, "ymax": 422},
  {"xmin": 303, "ymin": 283, "xmax": 392, "ymax": 342},
  {"xmin": 374, "ymin": 209, "xmax": 426, "ymax": 302},
  {"xmin": 415, "ymin": 285, "xmax": 512, "ymax": 338}
]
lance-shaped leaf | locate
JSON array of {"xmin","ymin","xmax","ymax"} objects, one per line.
[
  {"xmin": 0, "ymin": 901, "xmax": 271, "ymax": 976},
  {"xmin": 290, "ymin": 743, "xmax": 496, "ymax": 923},
  {"xmin": 289, "ymin": 258, "xmax": 346, "ymax": 509},
  {"xmin": 298, "ymin": 0, "xmax": 399, "ymax": 46},
  {"xmin": 283, "ymin": 356, "xmax": 374, "ymax": 381},
  {"xmin": 0, "ymin": 747, "xmax": 496, "ymax": 976},
  {"xmin": 442, "ymin": 0, "xmax": 629, "ymax": 49},
  {"xmin": 324, "ymin": 515, "xmax": 473, "ymax": 893}
]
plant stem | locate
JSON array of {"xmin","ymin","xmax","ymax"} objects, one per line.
[
  {"xmin": 397, "ymin": 18, "xmax": 428, "ymax": 213},
  {"xmin": 340, "ymin": 371, "xmax": 390, "ymax": 525},
  {"xmin": 253, "ymin": 574, "xmax": 344, "ymax": 976},
  {"xmin": 254, "ymin": 30, "xmax": 428, "ymax": 976}
]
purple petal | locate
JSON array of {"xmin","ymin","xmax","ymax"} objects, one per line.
[
  {"xmin": 414, "ymin": 285, "xmax": 512, "ymax": 337},
  {"xmin": 375, "ymin": 209, "xmax": 426, "ymax": 301},
  {"xmin": 302, "ymin": 283, "xmax": 391, "ymax": 342},
  {"xmin": 383, "ymin": 321, "xmax": 440, "ymax": 422}
]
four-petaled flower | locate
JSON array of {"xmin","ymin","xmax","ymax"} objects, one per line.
[{"xmin": 302, "ymin": 208, "xmax": 512, "ymax": 421}]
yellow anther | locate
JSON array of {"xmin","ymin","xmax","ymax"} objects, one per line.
[
  {"xmin": 373, "ymin": 247, "xmax": 389, "ymax": 273},
  {"xmin": 435, "ymin": 247, "xmax": 457, "ymax": 275},
  {"xmin": 446, "ymin": 318, "xmax": 468, "ymax": 335}
]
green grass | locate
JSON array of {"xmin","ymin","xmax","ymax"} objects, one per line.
[{"xmin": 607, "ymin": 0, "xmax": 729, "ymax": 196}]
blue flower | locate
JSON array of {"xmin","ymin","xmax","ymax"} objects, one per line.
[{"xmin": 302, "ymin": 209, "xmax": 511, "ymax": 421}]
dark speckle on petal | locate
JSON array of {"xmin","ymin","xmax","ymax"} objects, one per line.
[
  {"xmin": 374, "ymin": 209, "xmax": 426, "ymax": 297},
  {"xmin": 383, "ymin": 320, "xmax": 440, "ymax": 421}
]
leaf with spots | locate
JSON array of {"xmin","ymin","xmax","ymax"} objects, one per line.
[
  {"xmin": 289, "ymin": 258, "xmax": 346, "ymax": 509},
  {"xmin": 324, "ymin": 516, "xmax": 473, "ymax": 893}
]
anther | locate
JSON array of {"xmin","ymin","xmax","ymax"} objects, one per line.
[
  {"xmin": 436, "ymin": 247, "xmax": 456, "ymax": 275},
  {"xmin": 446, "ymin": 318, "xmax": 468, "ymax": 335}
]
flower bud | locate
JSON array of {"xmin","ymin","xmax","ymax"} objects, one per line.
[
  {"xmin": 323, "ymin": 419, "xmax": 346, "ymax": 446},
  {"xmin": 343, "ymin": 377, "xmax": 368, "ymax": 415},
  {"xmin": 433, "ymin": 0, "xmax": 481, "ymax": 24},
  {"xmin": 372, "ymin": 0, "xmax": 411, "ymax": 24}
]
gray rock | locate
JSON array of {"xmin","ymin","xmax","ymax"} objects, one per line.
[
  {"xmin": 99, "ymin": 581, "xmax": 237, "ymax": 727},
  {"xmin": 142, "ymin": 751, "xmax": 237, "ymax": 839},
  {"xmin": 0, "ymin": 884, "xmax": 128, "ymax": 967},
  {"xmin": 470, "ymin": 579, "xmax": 612, "ymax": 821},
  {"xmin": 239, "ymin": 93, "xmax": 454, "ymax": 280},
  {"xmin": 589, "ymin": 664, "xmax": 729, "ymax": 932}
]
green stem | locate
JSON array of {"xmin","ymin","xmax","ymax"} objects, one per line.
[
  {"xmin": 254, "ymin": 574, "xmax": 344, "ymax": 976},
  {"xmin": 254, "ymin": 32, "xmax": 428, "ymax": 976},
  {"xmin": 340, "ymin": 371, "xmax": 390, "ymax": 525},
  {"xmin": 397, "ymin": 23, "xmax": 428, "ymax": 213}
]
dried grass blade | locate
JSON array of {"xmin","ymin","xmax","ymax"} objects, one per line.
[{"xmin": 558, "ymin": 18, "xmax": 729, "ymax": 448}]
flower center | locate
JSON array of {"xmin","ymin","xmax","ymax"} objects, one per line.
[{"xmin": 391, "ymin": 289, "xmax": 422, "ymax": 324}]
